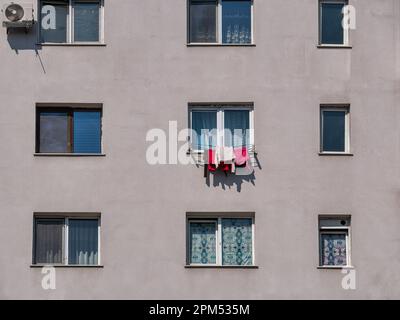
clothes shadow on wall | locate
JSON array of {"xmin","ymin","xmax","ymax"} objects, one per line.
[
  {"xmin": 205, "ymin": 170, "xmax": 256, "ymax": 192},
  {"xmin": 204, "ymin": 154, "xmax": 261, "ymax": 192},
  {"xmin": 6, "ymin": 27, "xmax": 46, "ymax": 73}
]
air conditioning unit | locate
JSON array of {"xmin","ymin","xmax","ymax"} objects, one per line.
[{"xmin": 2, "ymin": 2, "xmax": 34, "ymax": 30}]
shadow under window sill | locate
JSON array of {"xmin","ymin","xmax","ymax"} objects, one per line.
[
  {"xmin": 38, "ymin": 43, "xmax": 107, "ymax": 47},
  {"xmin": 318, "ymin": 152, "xmax": 353, "ymax": 157},
  {"xmin": 185, "ymin": 265, "xmax": 259, "ymax": 269},
  {"xmin": 30, "ymin": 264, "xmax": 104, "ymax": 268},
  {"xmin": 317, "ymin": 265, "xmax": 354, "ymax": 270},
  {"xmin": 317, "ymin": 44, "xmax": 352, "ymax": 49},
  {"xmin": 34, "ymin": 153, "xmax": 106, "ymax": 157},
  {"xmin": 187, "ymin": 43, "xmax": 256, "ymax": 47}
]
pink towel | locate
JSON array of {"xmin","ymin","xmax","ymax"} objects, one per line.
[{"xmin": 234, "ymin": 147, "xmax": 249, "ymax": 166}]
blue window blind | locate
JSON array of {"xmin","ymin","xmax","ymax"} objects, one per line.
[
  {"xmin": 73, "ymin": 1, "xmax": 100, "ymax": 42},
  {"xmin": 192, "ymin": 111, "xmax": 217, "ymax": 150},
  {"xmin": 68, "ymin": 219, "xmax": 99, "ymax": 265},
  {"xmin": 224, "ymin": 110, "xmax": 250, "ymax": 147},
  {"xmin": 222, "ymin": 0, "xmax": 252, "ymax": 44},
  {"xmin": 320, "ymin": 2, "xmax": 345, "ymax": 45},
  {"xmin": 322, "ymin": 110, "xmax": 346, "ymax": 152},
  {"xmin": 73, "ymin": 110, "xmax": 102, "ymax": 153}
]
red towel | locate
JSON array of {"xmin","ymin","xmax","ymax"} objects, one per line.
[{"xmin": 207, "ymin": 149, "xmax": 231, "ymax": 172}]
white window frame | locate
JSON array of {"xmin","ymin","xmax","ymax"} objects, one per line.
[
  {"xmin": 320, "ymin": 105, "xmax": 350, "ymax": 154},
  {"xmin": 39, "ymin": 0, "xmax": 105, "ymax": 44},
  {"xmin": 33, "ymin": 216, "xmax": 101, "ymax": 266},
  {"xmin": 319, "ymin": 0, "xmax": 349, "ymax": 46},
  {"xmin": 319, "ymin": 217, "xmax": 352, "ymax": 268},
  {"xmin": 187, "ymin": 217, "xmax": 255, "ymax": 266},
  {"xmin": 189, "ymin": 104, "xmax": 255, "ymax": 153},
  {"xmin": 188, "ymin": 0, "xmax": 254, "ymax": 45}
]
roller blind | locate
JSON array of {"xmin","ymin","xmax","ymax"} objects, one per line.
[{"xmin": 73, "ymin": 110, "xmax": 102, "ymax": 153}]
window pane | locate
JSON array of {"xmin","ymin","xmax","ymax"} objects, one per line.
[
  {"xmin": 189, "ymin": 222, "xmax": 217, "ymax": 264},
  {"xmin": 40, "ymin": 1, "xmax": 68, "ymax": 43},
  {"xmin": 320, "ymin": 2, "xmax": 345, "ymax": 44},
  {"xmin": 224, "ymin": 110, "xmax": 250, "ymax": 147},
  {"xmin": 322, "ymin": 110, "xmax": 346, "ymax": 152},
  {"xmin": 68, "ymin": 219, "xmax": 98, "ymax": 265},
  {"xmin": 222, "ymin": 0, "xmax": 251, "ymax": 44},
  {"xmin": 222, "ymin": 218, "xmax": 252, "ymax": 266},
  {"xmin": 74, "ymin": 1, "xmax": 100, "ymax": 42},
  {"xmin": 35, "ymin": 219, "xmax": 63, "ymax": 264},
  {"xmin": 321, "ymin": 233, "xmax": 347, "ymax": 266},
  {"xmin": 73, "ymin": 110, "xmax": 102, "ymax": 153},
  {"xmin": 39, "ymin": 111, "xmax": 70, "ymax": 153},
  {"xmin": 190, "ymin": 0, "xmax": 217, "ymax": 43},
  {"xmin": 191, "ymin": 111, "xmax": 217, "ymax": 150}
]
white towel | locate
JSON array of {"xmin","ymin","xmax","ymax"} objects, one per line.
[{"xmin": 215, "ymin": 146, "xmax": 235, "ymax": 172}]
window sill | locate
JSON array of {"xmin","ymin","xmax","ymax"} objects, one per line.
[
  {"xmin": 185, "ymin": 265, "xmax": 258, "ymax": 269},
  {"xmin": 34, "ymin": 153, "xmax": 106, "ymax": 157},
  {"xmin": 38, "ymin": 43, "xmax": 107, "ymax": 47},
  {"xmin": 317, "ymin": 265, "xmax": 354, "ymax": 270},
  {"xmin": 187, "ymin": 43, "xmax": 256, "ymax": 47},
  {"xmin": 30, "ymin": 264, "xmax": 104, "ymax": 268},
  {"xmin": 317, "ymin": 45, "xmax": 352, "ymax": 49},
  {"xmin": 318, "ymin": 152, "xmax": 353, "ymax": 157}
]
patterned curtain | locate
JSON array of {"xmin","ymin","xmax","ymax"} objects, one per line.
[
  {"xmin": 190, "ymin": 222, "xmax": 217, "ymax": 264},
  {"xmin": 222, "ymin": 218, "xmax": 252, "ymax": 265},
  {"xmin": 321, "ymin": 233, "xmax": 347, "ymax": 266}
]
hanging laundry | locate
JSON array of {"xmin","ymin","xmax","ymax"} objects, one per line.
[
  {"xmin": 216, "ymin": 146, "xmax": 235, "ymax": 173},
  {"xmin": 206, "ymin": 149, "xmax": 217, "ymax": 172},
  {"xmin": 234, "ymin": 146, "xmax": 249, "ymax": 166}
]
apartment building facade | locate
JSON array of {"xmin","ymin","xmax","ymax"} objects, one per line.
[{"xmin": 0, "ymin": 0, "xmax": 400, "ymax": 299}]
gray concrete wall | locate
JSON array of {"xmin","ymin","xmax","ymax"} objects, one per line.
[{"xmin": 0, "ymin": 0, "xmax": 399, "ymax": 299}]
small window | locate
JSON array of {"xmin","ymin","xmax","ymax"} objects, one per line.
[
  {"xmin": 188, "ymin": 217, "xmax": 254, "ymax": 266},
  {"xmin": 40, "ymin": 0, "xmax": 103, "ymax": 44},
  {"xmin": 36, "ymin": 107, "xmax": 102, "ymax": 154},
  {"xmin": 188, "ymin": 0, "xmax": 253, "ymax": 44},
  {"xmin": 319, "ymin": 216, "xmax": 351, "ymax": 267},
  {"xmin": 319, "ymin": 0, "xmax": 348, "ymax": 45},
  {"xmin": 189, "ymin": 104, "xmax": 253, "ymax": 152},
  {"xmin": 33, "ymin": 216, "xmax": 100, "ymax": 265},
  {"xmin": 320, "ymin": 106, "xmax": 350, "ymax": 153}
]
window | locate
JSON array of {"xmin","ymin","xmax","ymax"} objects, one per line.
[
  {"xmin": 188, "ymin": 0, "xmax": 253, "ymax": 44},
  {"xmin": 320, "ymin": 105, "xmax": 350, "ymax": 153},
  {"xmin": 189, "ymin": 104, "xmax": 254, "ymax": 152},
  {"xmin": 319, "ymin": 216, "xmax": 351, "ymax": 267},
  {"xmin": 187, "ymin": 217, "xmax": 254, "ymax": 266},
  {"xmin": 36, "ymin": 106, "xmax": 102, "ymax": 154},
  {"xmin": 40, "ymin": 0, "xmax": 104, "ymax": 44},
  {"xmin": 319, "ymin": 0, "xmax": 348, "ymax": 45},
  {"xmin": 33, "ymin": 216, "xmax": 100, "ymax": 265}
]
